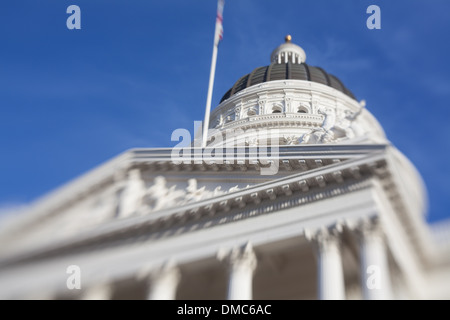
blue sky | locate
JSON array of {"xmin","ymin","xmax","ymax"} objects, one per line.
[{"xmin": 0, "ymin": 0, "xmax": 449, "ymax": 223}]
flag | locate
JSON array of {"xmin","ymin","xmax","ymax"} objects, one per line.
[{"xmin": 215, "ymin": 0, "xmax": 225, "ymax": 45}]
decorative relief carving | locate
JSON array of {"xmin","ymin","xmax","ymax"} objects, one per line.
[
  {"xmin": 333, "ymin": 108, "xmax": 365, "ymax": 139},
  {"xmin": 142, "ymin": 177, "xmax": 250, "ymax": 213},
  {"xmin": 300, "ymin": 105, "xmax": 365, "ymax": 144},
  {"xmin": 245, "ymin": 137, "xmax": 259, "ymax": 147},
  {"xmin": 282, "ymin": 135, "xmax": 300, "ymax": 145},
  {"xmin": 144, "ymin": 176, "xmax": 185, "ymax": 212},
  {"xmin": 120, "ymin": 169, "xmax": 147, "ymax": 218}
]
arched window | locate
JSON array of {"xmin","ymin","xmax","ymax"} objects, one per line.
[
  {"xmin": 297, "ymin": 106, "xmax": 308, "ymax": 113},
  {"xmin": 247, "ymin": 108, "xmax": 257, "ymax": 116},
  {"xmin": 272, "ymin": 105, "xmax": 283, "ymax": 114},
  {"xmin": 225, "ymin": 114, "xmax": 234, "ymax": 123}
]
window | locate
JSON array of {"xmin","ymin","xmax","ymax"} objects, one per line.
[
  {"xmin": 225, "ymin": 115, "xmax": 234, "ymax": 123},
  {"xmin": 297, "ymin": 107, "xmax": 308, "ymax": 113},
  {"xmin": 247, "ymin": 108, "xmax": 257, "ymax": 116},
  {"xmin": 272, "ymin": 105, "xmax": 283, "ymax": 114}
]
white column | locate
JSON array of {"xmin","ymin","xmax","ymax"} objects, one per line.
[
  {"xmin": 357, "ymin": 218, "xmax": 392, "ymax": 300},
  {"xmin": 146, "ymin": 264, "xmax": 181, "ymax": 300},
  {"xmin": 82, "ymin": 282, "xmax": 113, "ymax": 300},
  {"xmin": 311, "ymin": 228, "xmax": 345, "ymax": 300},
  {"xmin": 219, "ymin": 243, "xmax": 257, "ymax": 300}
]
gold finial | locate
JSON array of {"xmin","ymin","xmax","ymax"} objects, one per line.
[{"xmin": 285, "ymin": 35, "xmax": 292, "ymax": 43}]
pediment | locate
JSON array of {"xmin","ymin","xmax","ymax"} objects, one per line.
[{"xmin": 0, "ymin": 144, "xmax": 389, "ymax": 262}]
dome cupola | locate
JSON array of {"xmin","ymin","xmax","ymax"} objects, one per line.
[
  {"xmin": 208, "ymin": 36, "xmax": 386, "ymax": 147},
  {"xmin": 270, "ymin": 35, "xmax": 306, "ymax": 64}
]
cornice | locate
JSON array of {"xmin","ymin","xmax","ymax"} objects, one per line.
[
  {"xmin": 0, "ymin": 145, "xmax": 389, "ymax": 256},
  {"xmin": 210, "ymin": 113, "xmax": 324, "ymax": 133},
  {"xmin": 10, "ymin": 145, "xmax": 387, "ymax": 216},
  {"xmin": 0, "ymin": 152, "xmax": 387, "ymax": 269}
]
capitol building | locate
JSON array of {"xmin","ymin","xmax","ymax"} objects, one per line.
[{"xmin": 0, "ymin": 36, "xmax": 449, "ymax": 300}]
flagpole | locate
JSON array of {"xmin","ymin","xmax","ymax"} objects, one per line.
[
  {"xmin": 202, "ymin": 0, "xmax": 224, "ymax": 148},
  {"xmin": 201, "ymin": 43, "xmax": 218, "ymax": 148}
]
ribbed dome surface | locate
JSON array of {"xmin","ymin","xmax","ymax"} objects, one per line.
[{"xmin": 220, "ymin": 62, "xmax": 356, "ymax": 103}]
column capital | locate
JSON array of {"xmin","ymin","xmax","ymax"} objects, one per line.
[
  {"xmin": 218, "ymin": 243, "xmax": 257, "ymax": 300},
  {"xmin": 307, "ymin": 226, "xmax": 346, "ymax": 300},
  {"xmin": 218, "ymin": 242, "xmax": 257, "ymax": 273},
  {"xmin": 354, "ymin": 216, "xmax": 383, "ymax": 241},
  {"xmin": 306, "ymin": 225, "xmax": 343, "ymax": 252}
]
